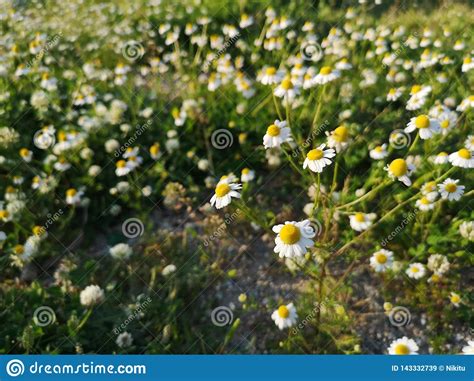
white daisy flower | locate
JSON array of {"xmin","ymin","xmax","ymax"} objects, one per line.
[
  {"xmin": 438, "ymin": 178, "xmax": 465, "ymax": 201},
  {"xmin": 303, "ymin": 144, "xmax": 336, "ymax": 173},
  {"xmin": 462, "ymin": 56, "xmax": 474, "ymax": 72},
  {"xmin": 312, "ymin": 66, "xmax": 340, "ymax": 85},
  {"xmin": 326, "ymin": 125, "xmax": 350, "ymax": 153},
  {"xmin": 449, "ymin": 148, "xmax": 474, "ymax": 168},
  {"xmin": 271, "ymin": 303, "xmax": 297, "ymax": 330},
  {"xmin": 272, "ymin": 220, "xmax": 315, "ymax": 258},
  {"xmin": 263, "ymin": 119, "xmax": 292, "ymax": 149},
  {"xmin": 349, "ymin": 212, "xmax": 376, "ymax": 232},
  {"xmin": 369, "ymin": 144, "xmax": 388, "ymax": 160},
  {"xmin": 406, "ymin": 263, "xmax": 426, "ymax": 279},
  {"xmin": 241, "ymin": 168, "xmax": 255, "ymax": 182},
  {"xmin": 465, "ymin": 135, "xmax": 474, "ymax": 150},
  {"xmin": 386, "ymin": 88, "xmax": 402, "ymax": 101},
  {"xmin": 66, "ymin": 188, "xmax": 83, "ymax": 205},
  {"xmin": 273, "ymin": 76, "xmax": 300, "ymax": 102},
  {"xmin": 405, "ymin": 115, "xmax": 440, "ymax": 139},
  {"xmin": 80, "ymin": 285, "xmax": 105, "ymax": 307},
  {"xmin": 462, "ymin": 340, "xmax": 474, "ymax": 355},
  {"xmin": 210, "ymin": 182, "xmax": 242, "ymax": 209},
  {"xmin": 415, "ymin": 196, "xmax": 436, "ymax": 211},
  {"xmin": 115, "ymin": 160, "xmax": 131, "ymax": 176},
  {"xmin": 456, "ymin": 95, "xmax": 474, "ymax": 112},
  {"xmin": 385, "ymin": 158, "xmax": 415, "ymax": 186},
  {"xmin": 431, "ymin": 152, "xmax": 449, "ymax": 165},
  {"xmin": 449, "ymin": 292, "xmax": 462, "ymax": 307},
  {"xmin": 388, "ymin": 337, "xmax": 419, "ymax": 355},
  {"xmin": 370, "ymin": 249, "xmax": 394, "ymax": 272}
]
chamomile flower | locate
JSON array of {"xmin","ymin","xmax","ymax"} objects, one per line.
[
  {"xmin": 263, "ymin": 120, "xmax": 292, "ymax": 149},
  {"xmin": 313, "ymin": 66, "xmax": 340, "ymax": 85},
  {"xmin": 326, "ymin": 125, "xmax": 350, "ymax": 153},
  {"xmin": 386, "ymin": 87, "xmax": 402, "ymax": 101},
  {"xmin": 241, "ymin": 168, "xmax": 255, "ymax": 182},
  {"xmin": 349, "ymin": 212, "xmax": 376, "ymax": 232},
  {"xmin": 369, "ymin": 144, "xmax": 388, "ymax": 160},
  {"xmin": 405, "ymin": 115, "xmax": 440, "ymax": 139},
  {"xmin": 388, "ymin": 337, "xmax": 419, "ymax": 355},
  {"xmin": 449, "ymin": 292, "xmax": 462, "ymax": 307},
  {"xmin": 370, "ymin": 249, "xmax": 394, "ymax": 272},
  {"xmin": 456, "ymin": 95, "xmax": 474, "ymax": 112},
  {"xmin": 273, "ymin": 76, "xmax": 299, "ymax": 102},
  {"xmin": 449, "ymin": 148, "xmax": 474, "ymax": 168},
  {"xmin": 210, "ymin": 182, "xmax": 242, "ymax": 209},
  {"xmin": 415, "ymin": 196, "xmax": 436, "ymax": 211},
  {"xmin": 66, "ymin": 188, "xmax": 83, "ymax": 205},
  {"xmin": 406, "ymin": 263, "xmax": 426, "ymax": 279},
  {"xmin": 115, "ymin": 160, "xmax": 130, "ymax": 176},
  {"xmin": 271, "ymin": 303, "xmax": 297, "ymax": 330},
  {"xmin": 303, "ymin": 144, "xmax": 336, "ymax": 173},
  {"xmin": 272, "ymin": 220, "xmax": 315, "ymax": 258},
  {"xmin": 438, "ymin": 178, "xmax": 464, "ymax": 201},
  {"xmin": 421, "ymin": 181, "xmax": 438, "ymax": 199},
  {"xmin": 465, "ymin": 135, "xmax": 474, "ymax": 150},
  {"xmin": 19, "ymin": 148, "xmax": 33, "ymax": 162},
  {"xmin": 461, "ymin": 56, "xmax": 474, "ymax": 72},
  {"xmin": 385, "ymin": 158, "xmax": 415, "ymax": 186},
  {"xmin": 431, "ymin": 152, "xmax": 449, "ymax": 165}
]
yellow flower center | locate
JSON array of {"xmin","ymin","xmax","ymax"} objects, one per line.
[
  {"xmin": 440, "ymin": 120, "xmax": 450, "ymax": 129},
  {"xmin": 414, "ymin": 115, "xmax": 430, "ymax": 129},
  {"xmin": 464, "ymin": 57, "xmax": 472, "ymax": 64},
  {"xmin": 375, "ymin": 253, "xmax": 387, "ymax": 264},
  {"xmin": 469, "ymin": 95, "xmax": 474, "ymax": 102},
  {"xmin": 354, "ymin": 213, "xmax": 365, "ymax": 222},
  {"xmin": 242, "ymin": 168, "xmax": 250, "ymax": 175},
  {"xmin": 411, "ymin": 266, "xmax": 419, "ymax": 273},
  {"xmin": 278, "ymin": 305, "xmax": 290, "ymax": 318},
  {"xmin": 458, "ymin": 148, "xmax": 471, "ymax": 159},
  {"xmin": 266, "ymin": 124, "xmax": 280, "ymax": 137},
  {"xmin": 20, "ymin": 148, "xmax": 29, "ymax": 157},
  {"xmin": 66, "ymin": 188, "xmax": 77, "ymax": 197},
  {"xmin": 0, "ymin": 210, "xmax": 9, "ymax": 219},
  {"xmin": 281, "ymin": 78, "xmax": 293, "ymax": 90},
  {"xmin": 420, "ymin": 197, "xmax": 430, "ymax": 205},
  {"xmin": 333, "ymin": 126, "xmax": 348, "ymax": 142},
  {"xmin": 320, "ymin": 66, "xmax": 332, "ymax": 75},
  {"xmin": 116, "ymin": 160, "xmax": 127, "ymax": 168},
  {"xmin": 451, "ymin": 294, "xmax": 460, "ymax": 303},
  {"xmin": 307, "ymin": 149, "xmax": 324, "ymax": 161},
  {"xmin": 430, "ymin": 274, "xmax": 440, "ymax": 282},
  {"xmin": 279, "ymin": 224, "xmax": 301, "ymax": 245},
  {"xmin": 215, "ymin": 183, "xmax": 231, "ymax": 197},
  {"xmin": 389, "ymin": 159, "xmax": 407, "ymax": 177},
  {"xmin": 411, "ymin": 85, "xmax": 421, "ymax": 94},
  {"xmin": 394, "ymin": 344, "xmax": 410, "ymax": 355},
  {"xmin": 14, "ymin": 245, "xmax": 24, "ymax": 255},
  {"xmin": 150, "ymin": 144, "xmax": 160, "ymax": 155},
  {"xmin": 374, "ymin": 146, "xmax": 383, "ymax": 152},
  {"xmin": 445, "ymin": 183, "xmax": 457, "ymax": 193},
  {"xmin": 33, "ymin": 226, "xmax": 45, "ymax": 236},
  {"xmin": 388, "ymin": 88, "xmax": 396, "ymax": 95}
]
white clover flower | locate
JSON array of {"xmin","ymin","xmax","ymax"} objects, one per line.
[
  {"xmin": 109, "ymin": 243, "xmax": 132, "ymax": 260},
  {"xmin": 80, "ymin": 285, "xmax": 105, "ymax": 307}
]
